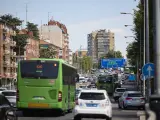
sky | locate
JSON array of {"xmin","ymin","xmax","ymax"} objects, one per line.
[{"xmin": 0, "ymin": 0, "xmax": 139, "ymax": 58}]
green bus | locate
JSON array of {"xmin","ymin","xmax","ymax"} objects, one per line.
[
  {"xmin": 16, "ymin": 58, "xmax": 78, "ymax": 115},
  {"xmin": 96, "ymin": 75, "xmax": 115, "ymax": 96}
]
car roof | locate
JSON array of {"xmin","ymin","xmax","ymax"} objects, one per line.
[
  {"xmin": 2, "ymin": 90, "xmax": 16, "ymax": 92},
  {"xmin": 116, "ymin": 88, "xmax": 126, "ymax": 89},
  {"xmin": 80, "ymin": 89, "xmax": 107, "ymax": 93},
  {"xmin": 126, "ymin": 91, "xmax": 141, "ymax": 94}
]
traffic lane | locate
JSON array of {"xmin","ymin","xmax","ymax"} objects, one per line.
[
  {"xmin": 17, "ymin": 113, "xmax": 73, "ymax": 120},
  {"xmin": 17, "ymin": 103, "xmax": 139, "ymax": 120},
  {"xmin": 82, "ymin": 103, "xmax": 139, "ymax": 120}
]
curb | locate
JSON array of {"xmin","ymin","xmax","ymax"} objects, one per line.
[{"xmin": 137, "ymin": 111, "xmax": 146, "ymax": 120}]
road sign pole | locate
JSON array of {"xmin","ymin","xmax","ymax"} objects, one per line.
[{"xmin": 143, "ymin": 76, "xmax": 145, "ymax": 97}]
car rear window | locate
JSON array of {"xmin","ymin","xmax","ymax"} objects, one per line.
[
  {"xmin": 2, "ymin": 92, "xmax": 16, "ymax": 96},
  {"xmin": 128, "ymin": 93, "xmax": 142, "ymax": 97},
  {"xmin": 116, "ymin": 89, "xmax": 126, "ymax": 92},
  {"xmin": 79, "ymin": 92, "xmax": 105, "ymax": 100}
]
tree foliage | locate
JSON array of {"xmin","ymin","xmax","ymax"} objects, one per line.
[
  {"xmin": 39, "ymin": 46, "xmax": 57, "ymax": 58},
  {"xmin": 12, "ymin": 34, "xmax": 28, "ymax": 55},
  {"xmin": 0, "ymin": 14, "xmax": 22, "ymax": 31},
  {"xmin": 126, "ymin": 0, "xmax": 153, "ymax": 67},
  {"xmin": 26, "ymin": 22, "xmax": 39, "ymax": 40},
  {"xmin": 81, "ymin": 56, "xmax": 92, "ymax": 73},
  {"xmin": 102, "ymin": 50, "xmax": 123, "ymax": 58}
]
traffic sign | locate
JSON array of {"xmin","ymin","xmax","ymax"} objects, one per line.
[{"xmin": 142, "ymin": 63, "xmax": 154, "ymax": 78}]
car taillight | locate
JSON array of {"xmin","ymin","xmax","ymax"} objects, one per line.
[
  {"xmin": 16, "ymin": 89, "xmax": 19, "ymax": 101},
  {"xmin": 58, "ymin": 91, "xmax": 62, "ymax": 102},
  {"xmin": 126, "ymin": 97, "xmax": 132, "ymax": 100},
  {"xmin": 141, "ymin": 98, "xmax": 145, "ymax": 101},
  {"xmin": 75, "ymin": 99, "xmax": 79, "ymax": 105}
]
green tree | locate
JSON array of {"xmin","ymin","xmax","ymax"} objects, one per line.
[
  {"xmin": 103, "ymin": 50, "xmax": 123, "ymax": 58},
  {"xmin": 26, "ymin": 22, "xmax": 39, "ymax": 40},
  {"xmin": 81, "ymin": 56, "xmax": 92, "ymax": 73},
  {"xmin": 39, "ymin": 46, "xmax": 57, "ymax": 58},
  {"xmin": 12, "ymin": 34, "xmax": 28, "ymax": 55},
  {"xmin": 0, "ymin": 14, "xmax": 22, "ymax": 32},
  {"xmin": 126, "ymin": 0, "xmax": 153, "ymax": 66}
]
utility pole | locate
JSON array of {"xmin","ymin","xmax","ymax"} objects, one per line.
[
  {"xmin": 144, "ymin": 0, "xmax": 150, "ymax": 102},
  {"xmin": 149, "ymin": 1, "xmax": 160, "ymax": 120},
  {"xmin": 143, "ymin": 0, "xmax": 146, "ymax": 97},
  {"xmin": 48, "ymin": 12, "xmax": 51, "ymax": 41},
  {"xmin": 80, "ymin": 45, "xmax": 82, "ymax": 74},
  {"xmin": 26, "ymin": 3, "xmax": 28, "ymax": 25}
]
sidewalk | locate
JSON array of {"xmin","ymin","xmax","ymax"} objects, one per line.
[{"xmin": 137, "ymin": 111, "xmax": 146, "ymax": 120}]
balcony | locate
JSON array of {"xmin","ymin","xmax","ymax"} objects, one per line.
[
  {"xmin": 3, "ymin": 39, "xmax": 10, "ymax": 45},
  {"xmin": 3, "ymin": 61, "xmax": 10, "ymax": 67},
  {"xmin": 10, "ymin": 41, "xmax": 16, "ymax": 47},
  {"xmin": 10, "ymin": 30, "xmax": 16, "ymax": 36},
  {"xmin": 13, "ymin": 62, "xmax": 18, "ymax": 68},
  {"xmin": 10, "ymin": 51, "xmax": 16, "ymax": 57},
  {"xmin": 4, "ymin": 72, "xmax": 10, "ymax": 77},
  {"xmin": 4, "ymin": 50, "xmax": 10, "ymax": 55}
]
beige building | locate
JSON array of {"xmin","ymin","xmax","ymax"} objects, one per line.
[
  {"xmin": 39, "ymin": 24, "xmax": 63, "ymax": 48},
  {"xmin": 87, "ymin": 29, "xmax": 115, "ymax": 62},
  {"xmin": 39, "ymin": 20, "xmax": 70, "ymax": 62},
  {"xmin": 0, "ymin": 24, "xmax": 17, "ymax": 86}
]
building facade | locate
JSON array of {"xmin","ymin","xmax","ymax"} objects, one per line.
[
  {"xmin": 68, "ymin": 49, "xmax": 73, "ymax": 65},
  {"xmin": 75, "ymin": 49, "xmax": 88, "ymax": 58},
  {"xmin": 39, "ymin": 40, "xmax": 60, "ymax": 58},
  {"xmin": 25, "ymin": 38, "xmax": 39, "ymax": 60},
  {"xmin": 39, "ymin": 20, "xmax": 69, "ymax": 62},
  {"xmin": 0, "ymin": 24, "xmax": 17, "ymax": 86},
  {"xmin": 87, "ymin": 29, "xmax": 115, "ymax": 62}
]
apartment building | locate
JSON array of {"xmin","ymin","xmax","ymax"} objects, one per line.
[
  {"xmin": 68, "ymin": 49, "xmax": 73, "ymax": 65},
  {"xmin": 39, "ymin": 20, "xmax": 69, "ymax": 61},
  {"xmin": 0, "ymin": 24, "xmax": 17, "ymax": 86},
  {"xmin": 87, "ymin": 29, "xmax": 115, "ymax": 62},
  {"xmin": 75, "ymin": 49, "xmax": 88, "ymax": 58},
  {"xmin": 26, "ymin": 38, "xmax": 39, "ymax": 60}
]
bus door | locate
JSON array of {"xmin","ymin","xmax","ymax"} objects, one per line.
[{"xmin": 68, "ymin": 78, "xmax": 71, "ymax": 110}]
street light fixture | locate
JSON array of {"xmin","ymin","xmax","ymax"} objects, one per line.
[
  {"xmin": 124, "ymin": 25, "xmax": 133, "ymax": 27},
  {"xmin": 120, "ymin": 12, "xmax": 133, "ymax": 15},
  {"xmin": 124, "ymin": 36, "xmax": 135, "ymax": 38}
]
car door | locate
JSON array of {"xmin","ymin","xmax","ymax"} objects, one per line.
[
  {"xmin": 0, "ymin": 95, "xmax": 11, "ymax": 120},
  {"xmin": 119, "ymin": 92, "xmax": 126, "ymax": 107}
]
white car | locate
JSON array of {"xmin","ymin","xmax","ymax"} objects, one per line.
[
  {"xmin": 73, "ymin": 90, "xmax": 112, "ymax": 120},
  {"xmin": 0, "ymin": 87, "xmax": 7, "ymax": 94}
]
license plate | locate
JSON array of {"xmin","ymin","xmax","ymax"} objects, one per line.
[
  {"xmin": 86, "ymin": 103, "xmax": 97, "ymax": 107},
  {"xmin": 28, "ymin": 103, "xmax": 49, "ymax": 108}
]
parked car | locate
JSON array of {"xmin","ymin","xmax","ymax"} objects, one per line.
[
  {"xmin": 0, "ymin": 88, "xmax": 7, "ymax": 94},
  {"xmin": 0, "ymin": 94, "xmax": 15, "ymax": 120},
  {"xmin": 2, "ymin": 90, "xmax": 16, "ymax": 108},
  {"xmin": 118, "ymin": 91, "xmax": 145, "ymax": 110},
  {"xmin": 73, "ymin": 89, "xmax": 112, "ymax": 120}
]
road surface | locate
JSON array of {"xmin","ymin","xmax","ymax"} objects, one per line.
[{"xmin": 16, "ymin": 101, "xmax": 139, "ymax": 120}]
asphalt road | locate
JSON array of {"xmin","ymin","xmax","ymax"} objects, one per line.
[{"xmin": 16, "ymin": 101, "xmax": 139, "ymax": 120}]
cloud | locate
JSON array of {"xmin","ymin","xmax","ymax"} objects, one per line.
[{"xmin": 67, "ymin": 16, "xmax": 132, "ymax": 58}]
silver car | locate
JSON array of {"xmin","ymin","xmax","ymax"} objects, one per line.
[{"xmin": 118, "ymin": 91, "xmax": 145, "ymax": 110}]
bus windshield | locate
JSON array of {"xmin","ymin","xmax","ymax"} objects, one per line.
[
  {"xmin": 20, "ymin": 60, "xmax": 59, "ymax": 79},
  {"xmin": 98, "ymin": 76, "xmax": 112, "ymax": 83}
]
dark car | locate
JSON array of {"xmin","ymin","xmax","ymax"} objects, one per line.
[{"xmin": 0, "ymin": 94, "xmax": 14, "ymax": 120}]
